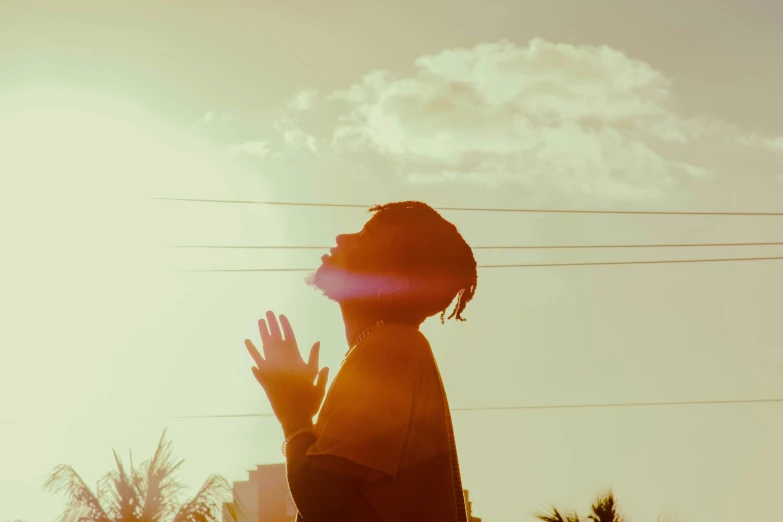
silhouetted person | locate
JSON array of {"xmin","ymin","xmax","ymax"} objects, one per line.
[{"xmin": 244, "ymin": 201, "xmax": 478, "ymax": 521}]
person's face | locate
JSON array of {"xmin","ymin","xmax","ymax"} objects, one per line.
[
  {"xmin": 307, "ymin": 217, "xmax": 391, "ymax": 303},
  {"xmin": 321, "ymin": 231, "xmax": 363, "ymax": 270},
  {"xmin": 306, "ymin": 210, "xmax": 461, "ymax": 315}
]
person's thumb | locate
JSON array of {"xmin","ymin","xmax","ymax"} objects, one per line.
[
  {"xmin": 314, "ymin": 367, "xmax": 329, "ymax": 401},
  {"xmin": 251, "ymin": 366, "xmax": 270, "ymax": 391},
  {"xmin": 307, "ymin": 341, "xmax": 321, "ymax": 375}
]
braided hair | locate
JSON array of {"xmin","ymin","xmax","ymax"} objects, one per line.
[{"xmin": 366, "ymin": 201, "xmax": 478, "ymax": 323}]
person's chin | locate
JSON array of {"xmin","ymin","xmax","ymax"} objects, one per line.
[{"xmin": 306, "ymin": 261, "xmax": 343, "ymax": 300}]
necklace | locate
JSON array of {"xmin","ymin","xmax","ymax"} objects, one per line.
[{"xmin": 347, "ymin": 319, "xmax": 386, "ymax": 355}]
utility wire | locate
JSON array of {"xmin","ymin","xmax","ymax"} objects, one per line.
[
  {"xmin": 165, "ymin": 397, "xmax": 783, "ymax": 419},
  {"xmin": 4, "ymin": 396, "xmax": 778, "ymax": 424},
  {"xmin": 181, "ymin": 255, "xmax": 783, "ymax": 272},
  {"xmin": 171, "ymin": 241, "xmax": 783, "ymax": 250},
  {"xmin": 152, "ymin": 198, "xmax": 783, "ymax": 217}
]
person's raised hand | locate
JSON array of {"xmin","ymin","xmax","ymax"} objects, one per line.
[{"xmin": 244, "ymin": 311, "xmax": 329, "ymax": 434}]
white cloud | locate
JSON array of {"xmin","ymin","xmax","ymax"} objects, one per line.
[
  {"xmin": 287, "ymin": 89, "xmax": 319, "ymax": 112},
  {"xmin": 264, "ymin": 38, "xmax": 780, "ymax": 199},
  {"xmin": 228, "ymin": 140, "xmax": 269, "ymax": 158},
  {"xmin": 203, "ymin": 110, "xmax": 233, "ymax": 123},
  {"xmin": 737, "ymin": 134, "xmax": 783, "ymax": 152},
  {"xmin": 284, "ymin": 127, "xmax": 319, "ymax": 153},
  {"xmin": 275, "ymin": 112, "xmax": 320, "ymax": 154},
  {"xmin": 323, "ymin": 38, "xmax": 714, "ymax": 198}
]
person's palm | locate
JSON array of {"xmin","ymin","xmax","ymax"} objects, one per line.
[{"xmin": 245, "ymin": 311, "xmax": 329, "ymax": 429}]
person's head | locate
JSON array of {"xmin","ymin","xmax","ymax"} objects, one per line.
[{"xmin": 305, "ymin": 201, "xmax": 478, "ymax": 325}]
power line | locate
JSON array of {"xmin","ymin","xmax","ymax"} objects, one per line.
[
  {"xmin": 181, "ymin": 255, "xmax": 783, "ymax": 272},
  {"xmin": 479, "ymin": 256, "xmax": 783, "ymax": 268},
  {"xmin": 3, "ymin": 396, "xmax": 777, "ymax": 424},
  {"xmin": 165, "ymin": 397, "xmax": 783, "ymax": 419},
  {"xmin": 172, "ymin": 241, "xmax": 783, "ymax": 250},
  {"xmin": 152, "ymin": 198, "xmax": 783, "ymax": 217}
]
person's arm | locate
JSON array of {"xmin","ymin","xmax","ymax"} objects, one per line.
[
  {"xmin": 243, "ymin": 313, "xmax": 387, "ymax": 519},
  {"xmin": 284, "ymin": 430, "xmax": 379, "ymax": 521},
  {"xmin": 279, "ymin": 330, "xmax": 416, "ymax": 520}
]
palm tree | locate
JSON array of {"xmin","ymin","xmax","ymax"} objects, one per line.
[
  {"xmin": 43, "ymin": 429, "xmax": 240, "ymax": 522},
  {"xmin": 534, "ymin": 508, "xmax": 583, "ymax": 522},
  {"xmin": 534, "ymin": 490, "xmax": 685, "ymax": 522}
]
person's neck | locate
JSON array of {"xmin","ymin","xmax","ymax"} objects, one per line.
[{"xmin": 339, "ymin": 301, "xmax": 419, "ymax": 348}]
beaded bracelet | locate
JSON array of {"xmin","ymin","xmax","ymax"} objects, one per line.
[{"xmin": 282, "ymin": 427, "xmax": 315, "ymax": 457}]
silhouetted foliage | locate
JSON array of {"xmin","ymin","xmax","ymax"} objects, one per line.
[
  {"xmin": 587, "ymin": 491, "xmax": 624, "ymax": 522},
  {"xmin": 43, "ymin": 430, "xmax": 240, "ymax": 522},
  {"xmin": 534, "ymin": 508, "xmax": 582, "ymax": 522},
  {"xmin": 534, "ymin": 490, "xmax": 685, "ymax": 522}
]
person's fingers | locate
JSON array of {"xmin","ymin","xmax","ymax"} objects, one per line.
[
  {"xmin": 251, "ymin": 366, "xmax": 268, "ymax": 388},
  {"xmin": 244, "ymin": 339, "xmax": 267, "ymax": 369},
  {"xmin": 258, "ymin": 318, "xmax": 271, "ymax": 346},
  {"xmin": 314, "ymin": 366, "xmax": 329, "ymax": 401},
  {"xmin": 278, "ymin": 314, "xmax": 304, "ymax": 363},
  {"xmin": 279, "ymin": 314, "xmax": 297, "ymax": 345},
  {"xmin": 266, "ymin": 310, "xmax": 282, "ymax": 340},
  {"xmin": 307, "ymin": 341, "xmax": 321, "ymax": 374}
]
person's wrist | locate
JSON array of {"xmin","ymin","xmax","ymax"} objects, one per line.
[{"xmin": 280, "ymin": 412, "xmax": 314, "ymax": 437}]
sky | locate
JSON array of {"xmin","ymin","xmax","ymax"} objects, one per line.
[{"xmin": 1, "ymin": 1, "xmax": 782, "ymax": 521}]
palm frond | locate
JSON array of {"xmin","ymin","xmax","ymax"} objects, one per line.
[
  {"xmin": 98, "ymin": 449, "xmax": 143, "ymax": 522},
  {"xmin": 587, "ymin": 490, "xmax": 624, "ymax": 522},
  {"xmin": 170, "ymin": 475, "xmax": 234, "ymax": 522},
  {"xmin": 657, "ymin": 513, "xmax": 687, "ymax": 522},
  {"xmin": 43, "ymin": 464, "xmax": 111, "ymax": 522},
  {"xmin": 533, "ymin": 507, "xmax": 581, "ymax": 522},
  {"xmin": 222, "ymin": 501, "xmax": 241, "ymax": 522},
  {"xmin": 46, "ymin": 431, "xmax": 234, "ymax": 522},
  {"xmin": 139, "ymin": 430, "xmax": 186, "ymax": 522}
]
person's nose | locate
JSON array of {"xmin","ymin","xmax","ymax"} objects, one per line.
[{"xmin": 335, "ymin": 233, "xmax": 357, "ymax": 248}]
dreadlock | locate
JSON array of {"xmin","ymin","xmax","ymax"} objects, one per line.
[{"xmin": 367, "ymin": 201, "xmax": 478, "ymax": 323}]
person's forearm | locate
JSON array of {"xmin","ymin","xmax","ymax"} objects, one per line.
[
  {"xmin": 285, "ymin": 427, "xmax": 316, "ymax": 468},
  {"xmin": 284, "ymin": 430, "xmax": 364, "ymax": 522},
  {"xmin": 281, "ymin": 417, "xmax": 317, "ymax": 505}
]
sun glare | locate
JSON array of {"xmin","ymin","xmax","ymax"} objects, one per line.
[{"xmin": 0, "ymin": 85, "xmax": 289, "ymax": 422}]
